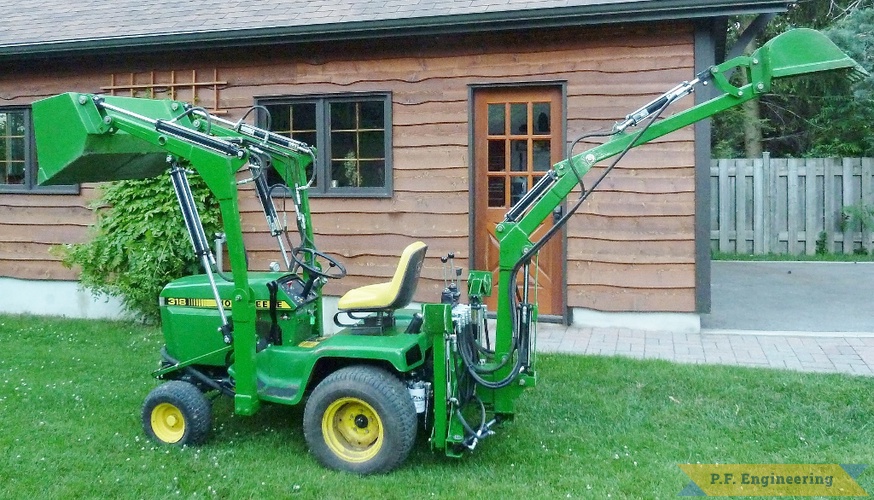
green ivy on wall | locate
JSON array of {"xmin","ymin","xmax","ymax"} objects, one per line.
[{"xmin": 58, "ymin": 174, "xmax": 221, "ymax": 322}]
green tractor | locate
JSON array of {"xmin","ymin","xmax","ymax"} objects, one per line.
[{"xmin": 32, "ymin": 29, "xmax": 865, "ymax": 474}]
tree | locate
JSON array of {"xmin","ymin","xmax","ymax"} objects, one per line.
[
  {"xmin": 712, "ymin": 0, "xmax": 874, "ymax": 158},
  {"xmin": 810, "ymin": 6, "xmax": 874, "ymax": 156}
]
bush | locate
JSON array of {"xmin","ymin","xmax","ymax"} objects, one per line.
[{"xmin": 59, "ymin": 174, "xmax": 220, "ymax": 321}]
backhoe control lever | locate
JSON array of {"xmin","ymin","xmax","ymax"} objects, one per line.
[
  {"xmin": 441, "ymin": 253, "xmax": 462, "ymax": 306},
  {"xmin": 266, "ymin": 280, "xmax": 283, "ymax": 345}
]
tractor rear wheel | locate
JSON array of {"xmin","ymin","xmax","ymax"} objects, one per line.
[
  {"xmin": 303, "ymin": 365, "xmax": 417, "ymax": 474},
  {"xmin": 142, "ymin": 381, "xmax": 211, "ymax": 446}
]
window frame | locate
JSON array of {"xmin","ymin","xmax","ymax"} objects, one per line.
[
  {"xmin": 0, "ymin": 106, "xmax": 79, "ymax": 195},
  {"xmin": 256, "ymin": 92, "xmax": 393, "ymax": 198}
]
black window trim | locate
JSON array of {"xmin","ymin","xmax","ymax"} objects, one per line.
[
  {"xmin": 256, "ymin": 91, "xmax": 393, "ymax": 198},
  {"xmin": 0, "ymin": 105, "xmax": 79, "ymax": 195}
]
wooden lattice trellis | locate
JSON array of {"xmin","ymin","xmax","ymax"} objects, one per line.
[{"xmin": 102, "ymin": 69, "xmax": 227, "ymax": 114}]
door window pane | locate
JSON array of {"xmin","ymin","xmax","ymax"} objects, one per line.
[
  {"xmin": 533, "ymin": 140, "xmax": 551, "ymax": 171},
  {"xmin": 510, "ymin": 139, "xmax": 527, "ymax": 172},
  {"xmin": 510, "ymin": 103, "xmax": 527, "ymax": 135},
  {"xmin": 488, "ymin": 177, "xmax": 505, "ymax": 207},
  {"xmin": 532, "ymin": 102, "xmax": 550, "ymax": 134},
  {"xmin": 510, "ymin": 176, "xmax": 528, "ymax": 205},
  {"xmin": 488, "ymin": 104, "xmax": 505, "ymax": 135},
  {"xmin": 488, "ymin": 140, "xmax": 506, "ymax": 172}
]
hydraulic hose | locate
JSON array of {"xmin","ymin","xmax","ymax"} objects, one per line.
[
  {"xmin": 457, "ymin": 86, "xmax": 678, "ymax": 391},
  {"xmin": 513, "ymin": 91, "xmax": 674, "ymax": 281},
  {"xmin": 172, "ymin": 105, "xmax": 214, "ymax": 135},
  {"xmin": 488, "ymin": 92, "xmax": 676, "ymax": 390},
  {"xmin": 455, "ymin": 395, "xmax": 488, "ymax": 442},
  {"xmin": 235, "ymin": 105, "xmax": 272, "ymax": 135},
  {"xmin": 457, "ymin": 325, "xmax": 525, "ymax": 389}
]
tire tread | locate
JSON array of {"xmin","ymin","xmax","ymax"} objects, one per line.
[
  {"xmin": 142, "ymin": 380, "xmax": 212, "ymax": 445},
  {"xmin": 303, "ymin": 365, "xmax": 417, "ymax": 474}
]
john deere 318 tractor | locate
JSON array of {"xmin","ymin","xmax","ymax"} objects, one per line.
[{"xmin": 32, "ymin": 29, "xmax": 866, "ymax": 474}]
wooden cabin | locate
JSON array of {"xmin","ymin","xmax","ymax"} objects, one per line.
[{"xmin": 0, "ymin": 0, "xmax": 789, "ymax": 327}]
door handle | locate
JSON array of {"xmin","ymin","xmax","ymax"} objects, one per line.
[{"xmin": 552, "ymin": 206, "xmax": 564, "ymax": 224}]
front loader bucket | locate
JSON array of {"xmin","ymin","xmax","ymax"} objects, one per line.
[
  {"xmin": 33, "ymin": 93, "xmax": 174, "ymax": 185},
  {"xmin": 758, "ymin": 28, "xmax": 868, "ymax": 82}
]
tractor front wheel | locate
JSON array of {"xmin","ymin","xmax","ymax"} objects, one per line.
[
  {"xmin": 303, "ymin": 365, "xmax": 417, "ymax": 474},
  {"xmin": 142, "ymin": 381, "xmax": 212, "ymax": 445}
]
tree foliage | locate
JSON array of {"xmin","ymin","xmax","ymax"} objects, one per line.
[
  {"xmin": 712, "ymin": 0, "xmax": 874, "ymax": 158},
  {"xmin": 59, "ymin": 174, "xmax": 220, "ymax": 322}
]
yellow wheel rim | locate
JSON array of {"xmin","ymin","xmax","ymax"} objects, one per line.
[
  {"xmin": 322, "ymin": 397, "xmax": 383, "ymax": 463},
  {"xmin": 151, "ymin": 402, "xmax": 186, "ymax": 443}
]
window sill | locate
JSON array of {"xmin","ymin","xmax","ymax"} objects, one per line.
[{"xmin": 0, "ymin": 184, "xmax": 80, "ymax": 195}]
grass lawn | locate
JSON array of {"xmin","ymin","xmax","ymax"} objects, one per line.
[{"xmin": 2, "ymin": 314, "xmax": 873, "ymax": 499}]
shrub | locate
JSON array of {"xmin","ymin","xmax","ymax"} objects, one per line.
[{"xmin": 59, "ymin": 174, "xmax": 220, "ymax": 321}]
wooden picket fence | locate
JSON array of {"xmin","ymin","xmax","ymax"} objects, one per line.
[{"xmin": 710, "ymin": 154, "xmax": 874, "ymax": 255}]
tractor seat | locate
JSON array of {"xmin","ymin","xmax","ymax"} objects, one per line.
[{"xmin": 338, "ymin": 241, "xmax": 427, "ymax": 312}]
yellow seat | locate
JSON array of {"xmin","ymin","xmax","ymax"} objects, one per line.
[{"xmin": 338, "ymin": 241, "xmax": 427, "ymax": 312}]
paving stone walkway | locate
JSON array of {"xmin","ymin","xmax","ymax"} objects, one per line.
[{"xmin": 536, "ymin": 324, "xmax": 874, "ymax": 376}]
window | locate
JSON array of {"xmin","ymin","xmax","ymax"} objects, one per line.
[
  {"xmin": 258, "ymin": 93, "xmax": 392, "ymax": 197},
  {"xmin": 0, "ymin": 107, "xmax": 77, "ymax": 194}
]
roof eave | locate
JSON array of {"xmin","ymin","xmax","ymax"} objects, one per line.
[{"xmin": 0, "ymin": 1, "xmax": 790, "ymax": 60}]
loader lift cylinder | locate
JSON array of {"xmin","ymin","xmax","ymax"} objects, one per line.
[
  {"xmin": 250, "ymin": 155, "xmax": 293, "ymax": 271},
  {"xmin": 169, "ymin": 161, "xmax": 230, "ymax": 333}
]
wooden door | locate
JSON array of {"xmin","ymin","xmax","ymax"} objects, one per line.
[{"xmin": 473, "ymin": 86, "xmax": 564, "ymax": 316}]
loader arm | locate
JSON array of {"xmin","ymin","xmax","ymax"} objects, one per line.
[
  {"xmin": 442, "ymin": 28, "xmax": 867, "ymax": 449},
  {"xmin": 33, "ymin": 94, "xmax": 318, "ymax": 415}
]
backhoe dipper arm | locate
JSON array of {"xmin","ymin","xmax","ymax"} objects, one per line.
[{"xmin": 484, "ymin": 28, "xmax": 867, "ymax": 398}]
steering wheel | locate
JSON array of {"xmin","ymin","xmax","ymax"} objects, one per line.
[{"xmin": 291, "ymin": 246, "xmax": 347, "ymax": 279}]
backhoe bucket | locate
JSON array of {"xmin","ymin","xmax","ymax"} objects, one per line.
[
  {"xmin": 758, "ymin": 28, "xmax": 868, "ymax": 82},
  {"xmin": 33, "ymin": 93, "xmax": 175, "ymax": 185}
]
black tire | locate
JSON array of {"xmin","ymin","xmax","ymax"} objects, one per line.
[
  {"xmin": 142, "ymin": 381, "xmax": 211, "ymax": 446},
  {"xmin": 303, "ymin": 365, "xmax": 417, "ymax": 474}
]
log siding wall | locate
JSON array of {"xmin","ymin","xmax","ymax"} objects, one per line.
[{"xmin": 0, "ymin": 21, "xmax": 697, "ymax": 313}]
